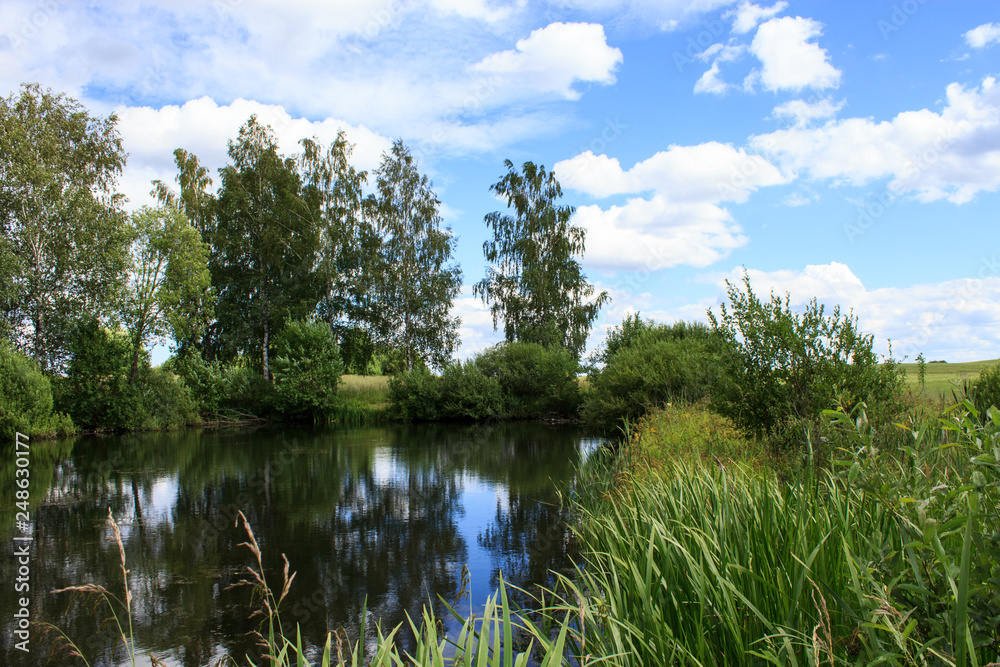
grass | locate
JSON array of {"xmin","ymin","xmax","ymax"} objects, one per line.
[{"xmin": 899, "ymin": 358, "xmax": 1000, "ymax": 404}]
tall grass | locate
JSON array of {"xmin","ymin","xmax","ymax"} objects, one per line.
[{"xmin": 533, "ymin": 401, "xmax": 1000, "ymax": 666}]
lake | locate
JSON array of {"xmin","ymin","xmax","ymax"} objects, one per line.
[{"xmin": 1, "ymin": 422, "xmax": 602, "ymax": 666}]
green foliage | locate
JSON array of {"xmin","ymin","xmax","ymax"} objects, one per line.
[
  {"xmin": 209, "ymin": 116, "xmax": 323, "ymax": 379},
  {"xmin": 438, "ymin": 360, "xmax": 505, "ymax": 421},
  {"xmin": 707, "ymin": 271, "xmax": 907, "ymax": 447},
  {"xmin": 532, "ymin": 402, "xmax": 1000, "ymax": 666},
  {"xmin": 121, "ymin": 204, "xmax": 213, "ymax": 381},
  {"xmin": 474, "ymin": 341, "xmax": 581, "ymax": 418},
  {"xmin": 387, "ymin": 367, "xmax": 443, "ymax": 421},
  {"xmin": 0, "ymin": 341, "xmax": 74, "ymax": 439},
  {"xmin": 0, "ymin": 82, "xmax": 130, "ymax": 373},
  {"xmin": 972, "ymin": 363, "xmax": 1000, "ymax": 419},
  {"xmin": 474, "ymin": 160, "xmax": 608, "ymax": 359},
  {"xmin": 163, "ymin": 347, "xmax": 225, "ymax": 414},
  {"xmin": 367, "ymin": 140, "xmax": 462, "ymax": 371},
  {"xmin": 583, "ymin": 318, "xmax": 729, "ymax": 430},
  {"xmin": 136, "ymin": 367, "xmax": 201, "ymax": 430},
  {"xmin": 270, "ymin": 319, "xmax": 344, "ymax": 419},
  {"xmin": 58, "ymin": 318, "xmax": 198, "ymax": 431},
  {"xmin": 336, "ymin": 326, "xmax": 376, "ymax": 375},
  {"xmin": 388, "ymin": 341, "xmax": 580, "ymax": 421},
  {"xmin": 57, "ymin": 318, "xmax": 143, "ymax": 431}
]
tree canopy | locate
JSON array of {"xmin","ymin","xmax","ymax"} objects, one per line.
[
  {"xmin": 0, "ymin": 82, "xmax": 130, "ymax": 372},
  {"xmin": 474, "ymin": 160, "xmax": 608, "ymax": 359}
]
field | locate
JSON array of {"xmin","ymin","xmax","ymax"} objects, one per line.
[
  {"xmin": 339, "ymin": 373, "xmax": 390, "ymax": 407},
  {"xmin": 898, "ymin": 358, "xmax": 999, "ymax": 402}
]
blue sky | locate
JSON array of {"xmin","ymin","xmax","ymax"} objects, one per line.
[{"xmin": 4, "ymin": 0, "xmax": 1000, "ymax": 362}]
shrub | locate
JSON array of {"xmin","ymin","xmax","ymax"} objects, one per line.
[
  {"xmin": 57, "ymin": 318, "xmax": 144, "ymax": 431},
  {"xmin": 474, "ymin": 341, "xmax": 581, "ymax": 418},
  {"xmin": 437, "ymin": 360, "xmax": 504, "ymax": 421},
  {"xmin": 163, "ymin": 347, "xmax": 225, "ymax": 414},
  {"xmin": 387, "ymin": 367, "xmax": 442, "ymax": 421},
  {"xmin": 58, "ymin": 318, "xmax": 199, "ymax": 431},
  {"xmin": 973, "ymin": 363, "xmax": 1000, "ymax": 419},
  {"xmin": 270, "ymin": 319, "xmax": 344, "ymax": 419},
  {"xmin": 136, "ymin": 367, "xmax": 201, "ymax": 430},
  {"xmin": 0, "ymin": 341, "xmax": 75, "ymax": 438},
  {"xmin": 708, "ymin": 272, "xmax": 907, "ymax": 448},
  {"xmin": 583, "ymin": 319, "xmax": 730, "ymax": 430}
]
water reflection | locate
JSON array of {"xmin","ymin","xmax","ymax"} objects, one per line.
[{"xmin": 1, "ymin": 422, "xmax": 600, "ymax": 666}]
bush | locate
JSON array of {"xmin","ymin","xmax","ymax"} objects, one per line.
[
  {"xmin": 136, "ymin": 367, "xmax": 201, "ymax": 430},
  {"xmin": 57, "ymin": 318, "xmax": 144, "ymax": 431},
  {"xmin": 387, "ymin": 367, "xmax": 443, "ymax": 421},
  {"xmin": 583, "ymin": 319, "xmax": 730, "ymax": 430},
  {"xmin": 270, "ymin": 319, "xmax": 344, "ymax": 419},
  {"xmin": 973, "ymin": 363, "xmax": 1000, "ymax": 420},
  {"xmin": 708, "ymin": 272, "xmax": 907, "ymax": 448},
  {"xmin": 163, "ymin": 348, "xmax": 225, "ymax": 414},
  {"xmin": 438, "ymin": 361, "xmax": 504, "ymax": 421},
  {"xmin": 388, "ymin": 342, "xmax": 580, "ymax": 422},
  {"xmin": 473, "ymin": 341, "xmax": 581, "ymax": 418},
  {"xmin": 0, "ymin": 341, "xmax": 75, "ymax": 438},
  {"xmin": 58, "ymin": 318, "xmax": 199, "ymax": 431}
]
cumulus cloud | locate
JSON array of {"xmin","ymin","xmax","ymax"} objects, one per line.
[
  {"xmin": 553, "ymin": 142, "xmax": 787, "ymax": 271},
  {"xmin": 574, "ymin": 197, "xmax": 748, "ymax": 271},
  {"xmin": 771, "ymin": 97, "xmax": 844, "ymax": 127},
  {"xmin": 114, "ymin": 97, "xmax": 393, "ymax": 209},
  {"xmin": 748, "ymin": 16, "xmax": 841, "ymax": 92},
  {"xmin": 471, "ymin": 22, "xmax": 622, "ymax": 100},
  {"xmin": 555, "ymin": 142, "xmax": 788, "ymax": 201},
  {"xmin": 964, "ymin": 22, "xmax": 1000, "ymax": 49},
  {"xmin": 709, "ymin": 262, "xmax": 1000, "ymax": 362},
  {"xmin": 725, "ymin": 1, "xmax": 788, "ymax": 34},
  {"xmin": 751, "ymin": 76, "xmax": 1000, "ymax": 203}
]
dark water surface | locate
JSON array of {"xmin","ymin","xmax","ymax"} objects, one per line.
[{"xmin": 2, "ymin": 422, "xmax": 602, "ymax": 666}]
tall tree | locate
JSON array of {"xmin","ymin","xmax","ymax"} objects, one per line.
[
  {"xmin": 152, "ymin": 148, "xmax": 215, "ymax": 237},
  {"xmin": 0, "ymin": 83, "xmax": 130, "ymax": 372},
  {"xmin": 474, "ymin": 160, "xmax": 608, "ymax": 359},
  {"xmin": 368, "ymin": 140, "xmax": 462, "ymax": 371},
  {"xmin": 120, "ymin": 205, "xmax": 213, "ymax": 382},
  {"xmin": 210, "ymin": 116, "xmax": 322, "ymax": 379},
  {"xmin": 298, "ymin": 132, "xmax": 374, "ymax": 338}
]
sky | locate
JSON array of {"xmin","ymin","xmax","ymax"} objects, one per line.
[{"xmin": 3, "ymin": 0, "xmax": 1000, "ymax": 363}]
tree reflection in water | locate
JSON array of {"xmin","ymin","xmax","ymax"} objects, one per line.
[{"xmin": 0, "ymin": 422, "xmax": 599, "ymax": 666}]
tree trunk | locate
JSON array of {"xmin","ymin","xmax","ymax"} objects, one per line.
[{"xmin": 262, "ymin": 320, "xmax": 271, "ymax": 382}]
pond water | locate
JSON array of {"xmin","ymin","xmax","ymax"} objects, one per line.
[{"xmin": 1, "ymin": 422, "xmax": 602, "ymax": 666}]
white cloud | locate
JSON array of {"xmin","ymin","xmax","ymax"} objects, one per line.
[
  {"xmin": 554, "ymin": 142, "xmax": 786, "ymax": 271},
  {"xmin": 114, "ymin": 97, "xmax": 393, "ymax": 209},
  {"xmin": 725, "ymin": 1, "xmax": 788, "ymax": 35},
  {"xmin": 751, "ymin": 77, "xmax": 1000, "ymax": 203},
  {"xmin": 771, "ymin": 98, "xmax": 844, "ymax": 127},
  {"xmin": 964, "ymin": 22, "xmax": 1000, "ymax": 49},
  {"xmin": 695, "ymin": 61, "xmax": 733, "ymax": 94},
  {"xmin": 708, "ymin": 262, "xmax": 1000, "ymax": 362},
  {"xmin": 555, "ymin": 142, "xmax": 788, "ymax": 201},
  {"xmin": 749, "ymin": 16, "xmax": 841, "ymax": 92},
  {"xmin": 471, "ymin": 22, "xmax": 622, "ymax": 101},
  {"xmin": 782, "ymin": 192, "xmax": 812, "ymax": 206},
  {"xmin": 574, "ymin": 197, "xmax": 748, "ymax": 271}
]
